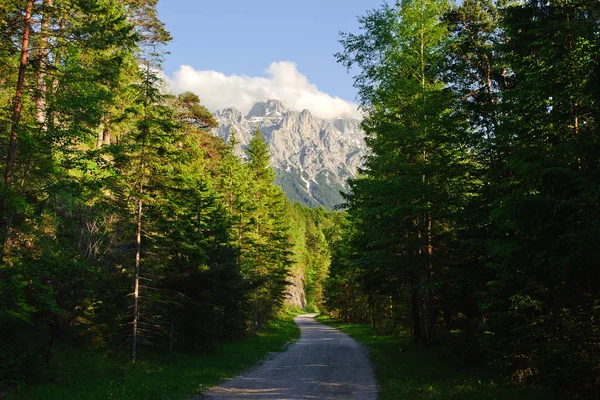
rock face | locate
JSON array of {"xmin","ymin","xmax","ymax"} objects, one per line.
[
  {"xmin": 286, "ymin": 273, "xmax": 306, "ymax": 310},
  {"xmin": 212, "ymin": 99, "xmax": 366, "ymax": 209}
]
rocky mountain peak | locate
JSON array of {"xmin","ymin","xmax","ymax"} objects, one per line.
[
  {"xmin": 211, "ymin": 100, "xmax": 366, "ymax": 209},
  {"xmin": 246, "ymin": 99, "xmax": 289, "ymax": 118},
  {"xmin": 215, "ymin": 107, "xmax": 243, "ymax": 123}
]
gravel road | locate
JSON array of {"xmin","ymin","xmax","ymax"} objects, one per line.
[{"xmin": 200, "ymin": 313, "xmax": 377, "ymax": 399}]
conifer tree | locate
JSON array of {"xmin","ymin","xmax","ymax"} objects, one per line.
[
  {"xmin": 0, "ymin": 0, "xmax": 138, "ymax": 379},
  {"xmin": 337, "ymin": 0, "xmax": 463, "ymax": 346},
  {"xmin": 479, "ymin": 0, "xmax": 600, "ymax": 389},
  {"xmin": 243, "ymin": 128, "xmax": 292, "ymax": 328},
  {"xmin": 105, "ymin": 63, "xmax": 179, "ymax": 362}
]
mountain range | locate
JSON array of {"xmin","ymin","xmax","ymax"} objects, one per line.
[{"xmin": 211, "ymin": 99, "xmax": 366, "ymax": 209}]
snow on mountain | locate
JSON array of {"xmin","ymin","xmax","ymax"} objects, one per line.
[{"xmin": 212, "ymin": 99, "xmax": 366, "ymax": 209}]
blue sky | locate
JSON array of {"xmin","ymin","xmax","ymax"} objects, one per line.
[{"xmin": 156, "ymin": 0, "xmax": 383, "ymax": 118}]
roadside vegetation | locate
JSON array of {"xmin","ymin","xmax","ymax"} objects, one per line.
[
  {"xmin": 326, "ymin": 0, "xmax": 599, "ymax": 397},
  {"xmin": 0, "ymin": 0, "xmax": 332, "ymax": 392},
  {"xmin": 10, "ymin": 309, "xmax": 300, "ymax": 400},
  {"xmin": 317, "ymin": 316, "xmax": 567, "ymax": 400}
]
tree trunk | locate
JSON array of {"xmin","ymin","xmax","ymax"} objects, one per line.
[
  {"xmin": 45, "ymin": 315, "xmax": 57, "ymax": 364},
  {"xmin": 35, "ymin": 0, "xmax": 52, "ymax": 128},
  {"xmin": 228, "ymin": 166, "xmax": 233, "ymax": 212},
  {"xmin": 96, "ymin": 128, "xmax": 104, "ymax": 149},
  {"xmin": 237, "ymin": 215, "xmax": 243, "ymax": 267},
  {"xmin": 254, "ymin": 295, "xmax": 259, "ymax": 331},
  {"xmin": 169, "ymin": 308, "xmax": 174, "ymax": 352},
  {"xmin": 96, "ymin": 118, "xmax": 112, "ymax": 149},
  {"xmin": 103, "ymin": 120, "xmax": 111, "ymax": 145},
  {"xmin": 6, "ymin": 0, "xmax": 33, "ymax": 188},
  {"xmin": 45, "ymin": 17, "xmax": 65, "ymax": 135},
  {"xmin": 411, "ymin": 280, "xmax": 422, "ymax": 339},
  {"xmin": 132, "ymin": 94, "xmax": 149, "ymax": 362},
  {"xmin": 0, "ymin": 0, "xmax": 34, "ymax": 262},
  {"xmin": 132, "ymin": 188, "xmax": 143, "ymax": 363},
  {"xmin": 423, "ymin": 214, "xmax": 435, "ymax": 347},
  {"xmin": 419, "ymin": 8, "xmax": 435, "ymax": 347},
  {"xmin": 482, "ymin": 53, "xmax": 494, "ymax": 104},
  {"xmin": 370, "ymin": 295, "xmax": 376, "ymax": 329}
]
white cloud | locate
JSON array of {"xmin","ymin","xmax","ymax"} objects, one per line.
[{"xmin": 168, "ymin": 61, "xmax": 361, "ymax": 119}]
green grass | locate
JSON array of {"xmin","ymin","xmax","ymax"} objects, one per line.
[
  {"xmin": 316, "ymin": 316, "xmax": 564, "ymax": 400},
  {"xmin": 11, "ymin": 310, "xmax": 301, "ymax": 400}
]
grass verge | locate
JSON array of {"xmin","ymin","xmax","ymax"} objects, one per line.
[
  {"xmin": 316, "ymin": 315, "xmax": 564, "ymax": 400},
  {"xmin": 11, "ymin": 310, "xmax": 301, "ymax": 400}
]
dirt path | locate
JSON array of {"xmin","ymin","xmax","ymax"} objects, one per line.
[{"xmin": 200, "ymin": 313, "xmax": 377, "ymax": 399}]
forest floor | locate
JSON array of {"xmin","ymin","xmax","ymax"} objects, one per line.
[
  {"xmin": 9, "ymin": 309, "xmax": 301, "ymax": 400},
  {"xmin": 316, "ymin": 316, "xmax": 565, "ymax": 400}
]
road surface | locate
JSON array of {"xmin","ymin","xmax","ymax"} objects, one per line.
[{"xmin": 200, "ymin": 313, "xmax": 377, "ymax": 399}]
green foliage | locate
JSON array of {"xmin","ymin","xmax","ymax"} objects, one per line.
[
  {"xmin": 285, "ymin": 204, "xmax": 337, "ymax": 311},
  {"xmin": 240, "ymin": 128, "xmax": 294, "ymax": 327},
  {"xmin": 335, "ymin": 0, "xmax": 468, "ymax": 345},
  {"xmin": 327, "ymin": 0, "xmax": 600, "ymax": 396},
  {"xmin": 0, "ymin": 1, "xmax": 314, "ymax": 389},
  {"xmin": 11, "ymin": 312, "xmax": 300, "ymax": 400},
  {"xmin": 317, "ymin": 316, "xmax": 564, "ymax": 400}
]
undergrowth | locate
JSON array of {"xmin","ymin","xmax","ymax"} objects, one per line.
[
  {"xmin": 316, "ymin": 315, "xmax": 565, "ymax": 400},
  {"xmin": 10, "ymin": 310, "xmax": 301, "ymax": 400}
]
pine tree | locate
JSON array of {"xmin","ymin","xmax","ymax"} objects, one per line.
[
  {"xmin": 479, "ymin": 0, "xmax": 600, "ymax": 390},
  {"xmin": 243, "ymin": 128, "xmax": 292, "ymax": 329},
  {"xmin": 0, "ymin": 0, "xmax": 139, "ymax": 379},
  {"xmin": 337, "ymin": 0, "xmax": 466, "ymax": 346}
]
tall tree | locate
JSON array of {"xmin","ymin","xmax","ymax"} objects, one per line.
[
  {"xmin": 337, "ymin": 0, "xmax": 463, "ymax": 346},
  {"xmin": 243, "ymin": 128, "xmax": 292, "ymax": 329},
  {"xmin": 110, "ymin": 65, "xmax": 179, "ymax": 362},
  {"xmin": 478, "ymin": 0, "xmax": 600, "ymax": 390},
  {"xmin": 0, "ymin": 0, "xmax": 33, "ymax": 261}
]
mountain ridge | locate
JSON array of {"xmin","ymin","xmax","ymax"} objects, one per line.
[{"xmin": 211, "ymin": 99, "xmax": 366, "ymax": 209}]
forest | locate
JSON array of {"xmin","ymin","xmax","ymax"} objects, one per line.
[
  {"xmin": 326, "ymin": 0, "xmax": 599, "ymax": 396},
  {"xmin": 0, "ymin": 0, "xmax": 333, "ymax": 386},
  {"xmin": 0, "ymin": 0, "xmax": 598, "ymax": 398}
]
